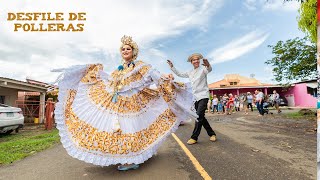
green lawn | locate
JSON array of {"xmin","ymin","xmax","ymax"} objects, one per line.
[
  {"xmin": 284, "ymin": 112, "xmax": 316, "ymax": 120},
  {"xmin": 0, "ymin": 129, "xmax": 60, "ymax": 165}
]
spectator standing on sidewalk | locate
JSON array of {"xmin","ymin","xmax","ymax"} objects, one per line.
[
  {"xmin": 247, "ymin": 92, "xmax": 253, "ymax": 112},
  {"xmin": 218, "ymin": 96, "xmax": 223, "ymax": 114},
  {"xmin": 211, "ymin": 95, "xmax": 218, "ymax": 113},
  {"xmin": 234, "ymin": 95, "xmax": 240, "ymax": 112},
  {"xmin": 242, "ymin": 93, "xmax": 249, "ymax": 115},
  {"xmin": 222, "ymin": 93, "xmax": 229, "ymax": 114}
]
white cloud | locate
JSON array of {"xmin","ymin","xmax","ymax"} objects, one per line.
[
  {"xmin": 243, "ymin": 0, "xmax": 300, "ymax": 12},
  {"xmin": 263, "ymin": 0, "xmax": 300, "ymax": 11},
  {"xmin": 208, "ymin": 30, "xmax": 269, "ymax": 64},
  {"xmin": 262, "ymin": 66, "xmax": 276, "ymax": 83},
  {"xmin": 0, "ymin": 0, "xmax": 225, "ymax": 83},
  {"xmin": 243, "ymin": 0, "xmax": 258, "ymax": 11},
  {"xmin": 207, "ymin": 72, "xmax": 224, "ymax": 84},
  {"xmin": 219, "ymin": 13, "xmax": 243, "ymax": 28}
]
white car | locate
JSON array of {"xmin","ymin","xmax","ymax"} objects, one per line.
[{"xmin": 0, "ymin": 104, "xmax": 24, "ymax": 134}]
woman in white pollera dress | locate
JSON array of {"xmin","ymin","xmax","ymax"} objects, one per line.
[{"xmin": 53, "ymin": 35, "xmax": 197, "ymax": 171}]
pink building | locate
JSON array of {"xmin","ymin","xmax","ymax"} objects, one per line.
[
  {"xmin": 209, "ymin": 74, "xmax": 317, "ymax": 108},
  {"xmin": 284, "ymin": 80, "xmax": 317, "ymax": 108}
]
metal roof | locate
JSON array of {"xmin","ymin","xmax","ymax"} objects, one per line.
[{"xmin": 0, "ymin": 77, "xmax": 48, "ymax": 92}]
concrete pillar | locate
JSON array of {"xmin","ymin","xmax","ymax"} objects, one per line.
[
  {"xmin": 39, "ymin": 92, "xmax": 46, "ymax": 123},
  {"xmin": 237, "ymin": 89, "xmax": 240, "ymax": 96}
]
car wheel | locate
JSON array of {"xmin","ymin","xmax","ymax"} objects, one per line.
[{"xmin": 5, "ymin": 130, "xmax": 13, "ymax": 135}]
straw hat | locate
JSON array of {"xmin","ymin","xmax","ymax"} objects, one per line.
[{"xmin": 187, "ymin": 53, "xmax": 203, "ymax": 62}]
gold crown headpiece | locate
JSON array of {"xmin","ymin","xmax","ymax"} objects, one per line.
[
  {"xmin": 121, "ymin": 35, "xmax": 133, "ymax": 45},
  {"xmin": 120, "ymin": 35, "xmax": 139, "ymax": 60}
]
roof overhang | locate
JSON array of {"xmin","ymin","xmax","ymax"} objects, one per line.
[
  {"xmin": 0, "ymin": 77, "xmax": 47, "ymax": 92},
  {"xmin": 306, "ymin": 82, "xmax": 317, "ymax": 89},
  {"xmin": 209, "ymin": 85, "xmax": 284, "ymax": 90}
]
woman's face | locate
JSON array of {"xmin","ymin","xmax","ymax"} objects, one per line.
[{"xmin": 121, "ymin": 45, "xmax": 133, "ymax": 61}]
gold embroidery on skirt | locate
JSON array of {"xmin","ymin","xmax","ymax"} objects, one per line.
[
  {"xmin": 89, "ymin": 82, "xmax": 160, "ymax": 113},
  {"xmin": 64, "ymin": 90, "xmax": 177, "ymax": 155},
  {"xmin": 79, "ymin": 61, "xmax": 150, "ymax": 87},
  {"xmin": 158, "ymin": 80, "xmax": 177, "ymax": 102},
  {"xmin": 81, "ymin": 64, "xmax": 104, "ymax": 83},
  {"xmin": 88, "ymin": 78, "xmax": 185, "ymax": 112},
  {"xmin": 174, "ymin": 82, "xmax": 186, "ymax": 88}
]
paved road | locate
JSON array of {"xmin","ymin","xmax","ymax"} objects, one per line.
[{"xmin": 0, "ymin": 111, "xmax": 316, "ymax": 180}]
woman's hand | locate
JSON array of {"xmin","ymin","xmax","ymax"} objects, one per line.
[
  {"xmin": 167, "ymin": 60, "xmax": 174, "ymax": 68},
  {"xmin": 162, "ymin": 73, "xmax": 174, "ymax": 80},
  {"xmin": 168, "ymin": 74, "xmax": 174, "ymax": 80}
]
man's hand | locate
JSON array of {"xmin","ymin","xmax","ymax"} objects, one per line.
[
  {"xmin": 167, "ymin": 60, "xmax": 174, "ymax": 68},
  {"xmin": 202, "ymin": 59, "xmax": 210, "ymax": 67}
]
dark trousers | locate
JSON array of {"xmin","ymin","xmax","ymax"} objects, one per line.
[
  {"xmin": 247, "ymin": 103, "xmax": 253, "ymax": 111},
  {"xmin": 191, "ymin": 98, "xmax": 216, "ymax": 141},
  {"xmin": 212, "ymin": 105, "xmax": 218, "ymax": 113},
  {"xmin": 256, "ymin": 102, "xmax": 264, "ymax": 115}
]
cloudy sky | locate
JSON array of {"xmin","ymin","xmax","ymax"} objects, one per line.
[{"xmin": 0, "ymin": 0, "xmax": 305, "ymax": 84}]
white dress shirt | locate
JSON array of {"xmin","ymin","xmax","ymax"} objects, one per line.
[{"xmin": 171, "ymin": 65, "xmax": 212, "ymax": 101}]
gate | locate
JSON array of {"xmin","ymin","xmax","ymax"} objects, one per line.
[{"xmin": 15, "ymin": 99, "xmax": 55, "ymax": 130}]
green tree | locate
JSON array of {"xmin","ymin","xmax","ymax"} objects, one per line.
[
  {"xmin": 280, "ymin": 0, "xmax": 317, "ymax": 42},
  {"xmin": 297, "ymin": 0, "xmax": 317, "ymax": 43},
  {"xmin": 265, "ymin": 37, "xmax": 316, "ymax": 83}
]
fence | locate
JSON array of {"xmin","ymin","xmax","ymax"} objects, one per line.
[{"xmin": 15, "ymin": 100, "xmax": 55, "ymax": 130}]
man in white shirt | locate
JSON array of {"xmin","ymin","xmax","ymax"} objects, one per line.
[
  {"xmin": 167, "ymin": 53, "xmax": 217, "ymax": 145},
  {"xmin": 255, "ymin": 89, "xmax": 265, "ymax": 116}
]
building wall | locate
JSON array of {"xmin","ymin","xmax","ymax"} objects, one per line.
[
  {"xmin": 0, "ymin": 87, "xmax": 18, "ymax": 106},
  {"xmin": 286, "ymin": 83, "xmax": 317, "ymax": 107}
]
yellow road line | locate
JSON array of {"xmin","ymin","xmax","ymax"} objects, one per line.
[{"xmin": 171, "ymin": 133, "xmax": 212, "ymax": 180}]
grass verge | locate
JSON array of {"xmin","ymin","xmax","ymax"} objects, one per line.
[
  {"xmin": 0, "ymin": 129, "xmax": 60, "ymax": 165},
  {"xmin": 284, "ymin": 112, "xmax": 316, "ymax": 120}
]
